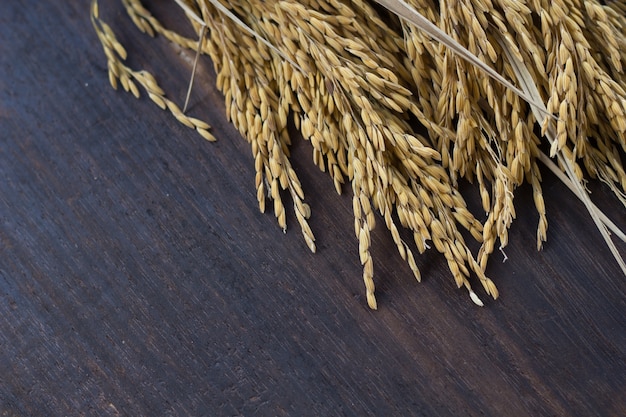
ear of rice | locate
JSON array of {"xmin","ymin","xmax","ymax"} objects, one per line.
[{"xmin": 91, "ymin": 0, "xmax": 626, "ymax": 307}]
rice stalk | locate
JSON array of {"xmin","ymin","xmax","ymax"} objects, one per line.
[{"xmin": 91, "ymin": 0, "xmax": 626, "ymax": 308}]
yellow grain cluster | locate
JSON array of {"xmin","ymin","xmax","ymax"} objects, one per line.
[{"xmin": 91, "ymin": 0, "xmax": 626, "ymax": 308}]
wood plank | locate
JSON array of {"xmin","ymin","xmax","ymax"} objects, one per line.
[{"xmin": 1, "ymin": 1, "xmax": 624, "ymax": 416}]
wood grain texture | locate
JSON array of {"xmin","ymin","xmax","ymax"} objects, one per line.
[{"xmin": 1, "ymin": 1, "xmax": 625, "ymax": 416}]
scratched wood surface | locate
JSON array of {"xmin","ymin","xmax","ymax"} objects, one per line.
[{"xmin": 1, "ymin": 1, "xmax": 625, "ymax": 416}]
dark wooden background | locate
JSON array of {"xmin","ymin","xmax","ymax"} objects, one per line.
[{"xmin": 1, "ymin": 1, "xmax": 625, "ymax": 416}]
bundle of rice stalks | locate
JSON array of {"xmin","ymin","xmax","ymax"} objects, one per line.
[{"xmin": 91, "ymin": 0, "xmax": 626, "ymax": 308}]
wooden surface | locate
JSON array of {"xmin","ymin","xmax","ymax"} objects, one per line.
[{"xmin": 1, "ymin": 1, "xmax": 625, "ymax": 416}]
